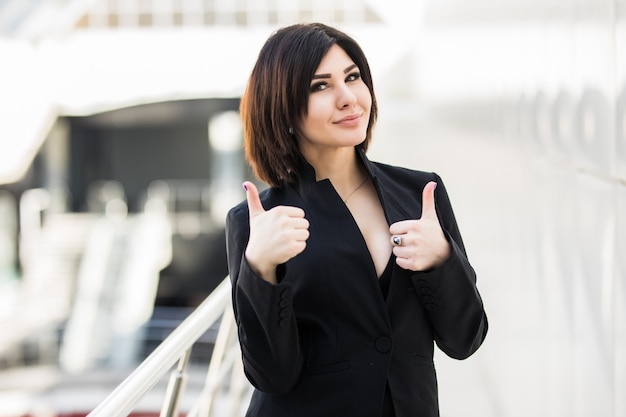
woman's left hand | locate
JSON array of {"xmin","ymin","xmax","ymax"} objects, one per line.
[{"xmin": 389, "ymin": 181, "xmax": 450, "ymax": 271}]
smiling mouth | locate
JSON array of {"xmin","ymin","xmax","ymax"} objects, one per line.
[{"xmin": 335, "ymin": 114, "xmax": 362, "ymax": 125}]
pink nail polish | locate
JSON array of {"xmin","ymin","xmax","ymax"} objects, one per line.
[{"xmin": 242, "ymin": 183, "xmax": 248, "ymax": 191}]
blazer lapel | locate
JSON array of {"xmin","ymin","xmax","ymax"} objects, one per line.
[
  {"xmin": 291, "ymin": 153, "xmax": 392, "ymax": 323},
  {"xmin": 356, "ymin": 148, "xmax": 413, "ymax": 226}
]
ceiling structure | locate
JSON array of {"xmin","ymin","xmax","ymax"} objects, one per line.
[{"xmin": 0, "ymin": 0, "xmax": 423, "ymax": 185}]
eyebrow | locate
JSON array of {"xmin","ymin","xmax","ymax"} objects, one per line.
[{"xmin": 312, "ymin": 64, "xmax": 358, "ymax": 80}]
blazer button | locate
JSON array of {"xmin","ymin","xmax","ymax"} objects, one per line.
[{"xmin": 375, "ymin": 336, "xmax": 392, "ymax": 353}]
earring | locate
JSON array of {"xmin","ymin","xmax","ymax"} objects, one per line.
[{"xmin": 288, "ymin": 127, "xmax": 294, "ymax": 134}]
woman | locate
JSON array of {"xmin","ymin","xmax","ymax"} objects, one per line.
[{"xmin": 226, "ymin": 23, "xmax": 488, "ymax": 417}]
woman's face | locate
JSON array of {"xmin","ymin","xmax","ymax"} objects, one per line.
[{"xmin": 297, "ymin": 44, "xmax": 372, "ymax": 154}]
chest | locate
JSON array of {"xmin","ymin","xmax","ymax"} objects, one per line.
[{"xmin": 345, "ymin": 183, "xmax": 393, "ymax": 277}]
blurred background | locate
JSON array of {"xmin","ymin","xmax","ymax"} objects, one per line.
[{"xmin": 0, "ymin": 0, "xmax": 624, "ymax": 416}]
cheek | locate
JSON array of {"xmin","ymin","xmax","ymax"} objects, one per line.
[
  {"xmin": 357, "ymin": 85, "xmax": 373, "ymax": 110},
  {"xmin": 305, "ymin": 98, "xmax": 330, "ymax": 126}
]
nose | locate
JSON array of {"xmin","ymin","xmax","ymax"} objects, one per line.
[{"xmin": 336, "ymin": 83, "xmax": 357, "ymax": 109}]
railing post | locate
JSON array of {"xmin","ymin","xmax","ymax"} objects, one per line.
[
  {"xmin": 87, "ymin": 279, "xmax": 231, "ymax": 417},
  {"xmin": 86, "ymin": 279, "xmax": 244, "ymax": 417},
  {"xmin": 160, "ymin": 348, "xmax": 192, "ymax": 417},
  {"xmin": 226, "ymin": 347, "xmax": 247, "ymax": 417},
  {"xmin": 197, "ymin": 304, "xmax": 237, "ymax": 417}
]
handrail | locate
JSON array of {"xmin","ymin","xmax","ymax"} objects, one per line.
[
  {"xmin": 60, "ymin": 217, "xmax": 118, "ymax": 373},
  {"xmin": 88, "ymin": 278, "xmax": 233, "ymax": 417}
]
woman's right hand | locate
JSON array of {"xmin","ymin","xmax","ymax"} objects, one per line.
[{"xmin": 243, "ymin": 181, "xmax": 310, "ymax": 284}]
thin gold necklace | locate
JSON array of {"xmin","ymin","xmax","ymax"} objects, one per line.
[{"xmin": 342, "ymin": 175, "xmax": 369, "ymax": 203}]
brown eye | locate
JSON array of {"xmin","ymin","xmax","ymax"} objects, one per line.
[
  {"xmin": 346, "ymin": 72, "xmax": 361, "ymax": 82},
  {"xmin": 310, "ymin": 82, "xmax": 328, "ymax": 92}
]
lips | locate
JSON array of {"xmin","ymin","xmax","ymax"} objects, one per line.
[{"xmin": 335, "ymin": 113, "xmax": 362, "ymax": 125}]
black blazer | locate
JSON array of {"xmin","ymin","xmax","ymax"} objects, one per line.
[{"xmin": 226, "ymin": 149, "xmax": 488, "ymax": 417}]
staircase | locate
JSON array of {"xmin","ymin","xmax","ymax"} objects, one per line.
[{"xmin": 0, "ymin": 209, "xmax": 98, "ymax": 366}]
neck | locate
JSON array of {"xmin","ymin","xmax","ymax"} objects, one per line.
[{"xmin": 301, "ymin": 146, "xmax": 365, "ymax": 197}]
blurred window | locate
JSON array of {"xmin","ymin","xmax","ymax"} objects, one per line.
[{"xmin": 74, "ymin": 0, "xmax": 382, "ymax": 30}]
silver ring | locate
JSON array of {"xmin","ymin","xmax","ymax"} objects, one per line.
[{"xmin": 392, "ymin": 236, "xmax": 402, "ymax": 246}]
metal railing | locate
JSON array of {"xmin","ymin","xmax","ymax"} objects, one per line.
[{"xmin": 88, "ymin": 277, "xmax": 250, "ymax": 417}]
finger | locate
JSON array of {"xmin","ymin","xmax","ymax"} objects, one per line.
[
  {"xmin": 291, "ymin": 228, "xmax": 310, "ymax": 242},
  {"xmin": 280, "ymin": 216, "xmax": 309, "ymax": 233},
  {"xmin": 389, "ymin": 220, "xmax": 411, "ymax": 235},
  {"xmin": 289, "ymin": 241, "xmax": 307, "ymax": 258},
  {"xmin": 289, "ymin": 217, "xmax": 309, "ymax": 230},
  {"xmin": 392, "ymin": 244, "xmax": 412, "ymax": 264},
  {"xmin": 395, "ymin": 255, "xmax": 416, "ymax": 271},
  {"xmin": 244, "ymin": 181, "xmax": 265, "ymax": 217},
  {"xmin": 421, "ymin": 181, "xmax": 438, "ymax": 220},
  {"xmin": 275, "ymin": 205, "xmax": 306, "ymax": 219}
]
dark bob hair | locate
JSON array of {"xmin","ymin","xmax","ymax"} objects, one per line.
[{"xmin": 240, "ymin": 23, "xmax": 378, "ymax": 187}]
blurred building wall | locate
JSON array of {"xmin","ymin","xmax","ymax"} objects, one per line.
[{"xmin": 399, "ymin": 1, "xmax": 625, "ymax": 416}]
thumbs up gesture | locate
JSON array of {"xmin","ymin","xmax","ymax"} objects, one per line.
[
  {"xmin": 389, "ymin": 182, "xmax": 450, "ymax": 271},
  {"xmin": 243, "ymin": 181, "xmax": 310, "ymax": 284}
]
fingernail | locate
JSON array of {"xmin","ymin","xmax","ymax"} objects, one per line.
[
  {"xmin": 433, "ymin": 182, "xmax": 437, "ymax": 191},
  {"xmin": 242, "ymin": 183, "xmax": 248, "ymax": 191}
]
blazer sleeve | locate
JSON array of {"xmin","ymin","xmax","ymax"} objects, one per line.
[
  {"xmin": 225, "ymin": 203, "xmax": 304, "ymax": 394},
  {"xmin": 410, "ymin": 173, "xmax": 488, "ymax": 359}
]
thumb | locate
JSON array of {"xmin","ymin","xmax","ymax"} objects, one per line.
[
  {"xmin": 244, "ymin": 181, "xmax": 265, "ymax": 217},
  {"xmin": 421, "ymin": 181, "xmax": 438, "ymax": 219}
]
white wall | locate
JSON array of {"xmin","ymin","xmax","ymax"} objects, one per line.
[{"xmin": 371, "ymin": 1, "xmax": 625, "ymax": 416}]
